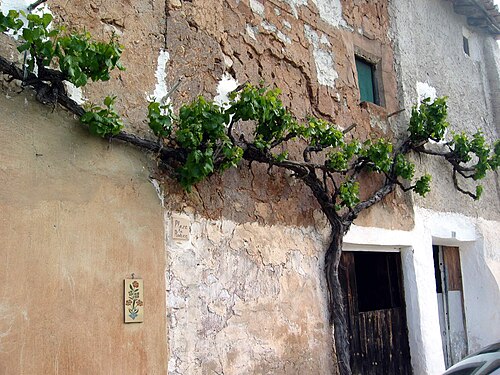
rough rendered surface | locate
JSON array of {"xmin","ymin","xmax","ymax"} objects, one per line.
[
  {"xmin": 1, "ymin": 0, "xmax": 499, "ymax": 374},
  {"xmin": 0, "ymin": 92, "xmax": 167, "ymax": 374}
]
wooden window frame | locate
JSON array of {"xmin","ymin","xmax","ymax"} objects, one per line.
[{"xmin": 354, "ymin": 49, "xmax": 385, "ymax": 107}]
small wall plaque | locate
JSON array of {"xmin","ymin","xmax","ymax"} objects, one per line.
[
  {"xmin": 124, "ymin": 278, "xmax": 144, "ymax": 323},
  {"xmin": 172, "ymin": 215, "xmax": 190, "ymax": 241}
]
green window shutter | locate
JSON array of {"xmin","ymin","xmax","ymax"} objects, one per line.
[{"xmin": 355, "ymin": 57, "xmax": 375, "ymax": 103}]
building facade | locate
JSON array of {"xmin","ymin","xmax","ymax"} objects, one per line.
[{"xmin": 0, "ymin": 0, "xmax": 498, "ymax": 374}]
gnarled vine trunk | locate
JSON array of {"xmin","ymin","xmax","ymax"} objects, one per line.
[{"xmin": 325, "ymin": 222, "xmax": 352, "ymax": 375}]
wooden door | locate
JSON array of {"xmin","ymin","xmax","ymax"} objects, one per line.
[
  {"xmin": 339, "ymin": 251, "xmax": 412, "ymax": 375},
  {"xmin": 433, "ymin": 245, "xmax": 468, "ymax": 368}
]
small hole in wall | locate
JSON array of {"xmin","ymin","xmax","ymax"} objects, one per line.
[{"xmin": 463, "ymin": 36, "xmax": 470, "ymax": 56}]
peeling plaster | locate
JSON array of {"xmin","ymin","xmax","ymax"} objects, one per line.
[
  {"xmin": 310, "ymin": 0, "xmax": 347, "ymax": 28},
  {"xmin": 304, "ymin": 24, "xmax": 337, "ymax": 88},
  {"xmin": 165, "ymin": 213, "xmax": 334, "ymax": 374},
  {"xmin": 249, "ymin": 0, "xmax": 265, "ymax": 17},
  {"xmin": 150, "ymin": 178, "xmax": 165, "ymax": 207}
]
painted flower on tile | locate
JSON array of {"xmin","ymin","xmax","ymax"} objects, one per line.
[{"xmin": 126, "ymin": 281, "xmax": 143, "ymax": 321}]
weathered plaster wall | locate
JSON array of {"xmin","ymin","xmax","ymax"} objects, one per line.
[
  {"xmin": 0, "ymin": 0, "xmax": 415, "ymax": 230},
  {"xmin": 155, "ymin": 0, "xmax": 411, "ymax": 231},
  {"xmin": 164, "ymin": 212, "xmax": 335, "ymax": 374},
  {"xmin": 0, "ymin": 0, "xmax": 413, "ymax": 374},
  {"xmin": 389, "ymin": 1, "xmax": 500, "ymax": 371},
  {"xmin": 0, "ymin": 91, "xmax": 167, "ymax": 374},
  {"xmin": 390, "ymin": 0, "xmax": 500, "ymax": 219}
]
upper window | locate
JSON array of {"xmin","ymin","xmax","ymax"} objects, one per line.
[{"xmin": 355, "ymin": 56, "xmax": 379, "ymax": 105}]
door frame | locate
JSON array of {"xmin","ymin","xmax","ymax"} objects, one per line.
[{"xmin": 339, "ymin": 248, "xmax": 412, "ymax": 374}]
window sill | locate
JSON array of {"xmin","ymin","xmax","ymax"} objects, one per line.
[{"xmin": 360, "ymin": 101, "xmax": 388, "ymax": 119}]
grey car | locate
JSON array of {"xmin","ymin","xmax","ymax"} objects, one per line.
[{"xmin": 443, "ymin": 342, "xmax": 500, "ymax": 375}]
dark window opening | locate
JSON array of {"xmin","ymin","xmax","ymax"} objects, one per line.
[
  {"xmin": 463, "ymin": 36, "xmax": 470, "ymax": 56},
  {"xmin": 354, "ymin": 252, "xmax": 402, "ymax": 312},
  {"xmin": 433, "ymin": 245, "xmax": 443, "ymax": 293},
  {"xmin": 355, "ymin": 56, "xmax": 379, "ymax": 105}
]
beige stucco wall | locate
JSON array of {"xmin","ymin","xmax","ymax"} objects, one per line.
[{"xmin": 0, "ymin": 91, "xmax": 167, "ymax": 374}]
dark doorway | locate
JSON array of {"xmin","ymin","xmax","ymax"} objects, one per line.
[{"xmin": 339, "ymin": 251, "xmax": 412, "ymax": 375}]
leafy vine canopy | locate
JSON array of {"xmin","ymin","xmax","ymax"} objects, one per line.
[{"xmin": 1, "ymin": 9, "xmax": 498, "ymax": 216}]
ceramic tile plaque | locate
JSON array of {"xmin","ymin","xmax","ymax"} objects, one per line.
[
  {"xmin": 172, "ymin": 215, "xmax": 190, "ymax": 241},
  {"xmin": 124, "ymin": 279, "xmax": 144, "ymax": 323}
]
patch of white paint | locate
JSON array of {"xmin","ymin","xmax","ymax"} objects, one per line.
[
  {"xmin": 279, "ymin": 0, "xmax": 347, "ymax": 27},
  {"xmin": 312, "ymin": 49, "xmax": 337, "ymax": 87},
  {"xmin": 261, "ymin": 20, "xmax": 291, "ymax": 45},
  {"xmin": 310, "ymin": 0, "xmax": 347, "ymax": 28},
  {"xmin": 214, "ymin": 73, "xmax": 239, "ymax": 108},
  {"xmin": 249, "ymin": 0, "xmax": 265, "ymax": 17},
  {"xmin": 246, "ymin": 23, "xmax": 258, "ymax": 41},
  {"xmin": 320, "ymin": 34, "xmax": 331, "ymax": 46},
  {"xmin": 282, "ymin": 20, "xmax": 291, "ymax": 30},
  {"xmin": 416, "ymin": 81, "xmax": 437, "ymax": 103},
  {"xmin": 304, "ymin": 24, "xmax": 337, "ymax": 88},
  {"xmin": 280, "ymin": 0, "xmax": 308, "ymax": 19},
  {"xmin": 148, "ymin": 49, "xmax": 170, "ymax": 103},
  {"xmin": 63, "ymin": 82, "xmax": 85, "ymax": 105}
]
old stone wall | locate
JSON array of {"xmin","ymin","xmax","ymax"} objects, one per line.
[
  {"xmin": 163, "ymin": 0, "xmax": 414, "ymax": 230},
  {"xmin": 0, "ymin": 90, "xmax": 167, "ymax": 374},
  {"xmin": 0, "ymin": 0, "xmax": 417, "ymax": 373},
  {"xmin": 4, "ymin": 0, "xmax": 499, "ymax": 374},
  {"xmin": 8, "ymin": 0, "xmax": 412, "ymax": 231}
]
